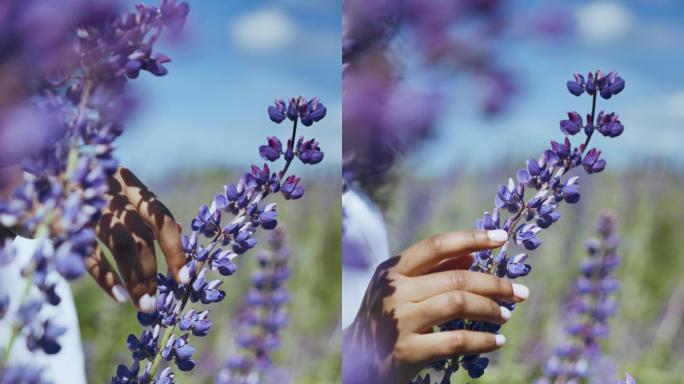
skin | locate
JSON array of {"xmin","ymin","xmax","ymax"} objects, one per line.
[
  {"xmin": 342, "ymin": 229, "xmax": 529, "ymax": 383},
  {"xmin": 0, "ymin": 166, "xmax": 185, "ymax": 313}
]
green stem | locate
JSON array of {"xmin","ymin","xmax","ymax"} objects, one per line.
[
  {"xmin": 2, "ymin": 223, "xmax": 49, "ymax": 364},
  {"xmin": 64, "ymin": 78, "xmax": 93, "ymax": 180},
  {"xmin": 2, "ymin": 276, "xmax": 32, "ymax": 364},
  {"xmin": 147, "ymin": 324, "xmax": 176, "ymax": 379},
  {"xmin": 144, "ymin": 117, "xmax": 302, "ymax": 381}
]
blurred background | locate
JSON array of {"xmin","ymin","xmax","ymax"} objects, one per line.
[
  {"xmin": 343, "ymin": 0, "xmax": 684, "ymax": 383},
  {"xmin": 72, "ymin": 0, "xmax": 342, "ymax": 383}
]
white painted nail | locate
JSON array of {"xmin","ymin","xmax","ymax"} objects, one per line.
[
  {"xmin": 111, "ymin": 284, "xmax": 129, "ymax": 304},
  {"xmin": 512, "ymin": 283, "xmax": 530, "ymax": 300},
  {"xmin": 487, "ymin": 229, "xmax": 508, "ymax": 242},
  {"xmin": 178, "ymin": 265, "xmax": 190, "ymax": 284},
  {"xmin": 495, "ymin": 334, "xmax": 506, "ymax": 347},
  {"xmin": 138, "ymin": 293, "xmax": 157, "ymax": 314},
  {"xmin": 500, "ymin": 306, "xmax": 511, "ymax": 321}
]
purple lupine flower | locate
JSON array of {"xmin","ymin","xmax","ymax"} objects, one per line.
[
  {"xmin": 161, "ymin": 334, "xmax": 196, "ymax": 372},
  {"xmin": 0, "ymin": 365, "xmax": 47, "ymax": 384},
  {"xmin": 566, "ymin": 71, "xmax": 624, "ymax": 99},
  {"xmin": 259, "ymin": 137, "xmax": 283, "ymax": 162},
  {"xmin": 0, "ymin": 294, "xmax": 9, "ymax": 319},
  {"xmin": 268, "ymin": 99, "xmax": 288, "ymax": 124},
  {"xmin": 413, "ymin": 71, "xmax": 625, "ymax": 383},
  {"xmin": 618, "ymin": 373, "xmax": 636, "ymax": 384},
  {"xmin": 536, "ymin": 211, "xmax": 621, "ymax": 384},
  {"xmin": 113, "ymin": 98, "xmax": 324, "ymax": 383},
  {"xmin": 582, "ymin": 149, "xmax": 607, "ymax": 174},
  {"xmin": 560, "ymin": 112, "xmax": 583, "ymax": 135},
  {"xmin": 0, "ymin": 1, "xmax": 188, "ymax": 377},
  {"xmin": 281, "ymin": 175, "xmax": 305, "ymax": 200},
  {"xmin": 596, "ymin": 112, "xmax": 624, "ymax": 138},
  {"xmin": 215, "ymin": 228, "xmax": 291, "ymax": 384},
  {"xmin": 297, "ymin": 138, "xmax": 325, "ymax": 165},
  {"xmin": 343, "ymin": 1, "xmax": 570, "ymax": 197}
]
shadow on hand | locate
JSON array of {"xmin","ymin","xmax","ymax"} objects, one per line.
[
  {"xmin": 119, "ymin": 168, "xmax": 174, "ymax": 230},
  {"xmin": 343, "ymin": 255, "xmax": 403, "ymax": 383},
  {"xmin": 96, "ymin": 174, "xmax": 157, "ymax": 298}
]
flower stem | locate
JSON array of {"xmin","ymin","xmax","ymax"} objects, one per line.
[
  {"xmin": 278, "ymin": 115, "xmax": 299, "ymax": 180},
  {"xmin": 581, "ymin": 71, "xmax": 599, "ymax": 154},
  {"xmin": 143, "ymin": 117, "xmax": 301, "ymax": 381}
]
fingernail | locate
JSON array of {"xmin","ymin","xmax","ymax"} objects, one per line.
[
  {"xmin": 495, "ymin": 334, "xmax": 506, "ymax": 347},
  {"xmin": 512, "ymin": 283, "xmax": 530, "ymax": 300},
  {"xmin": 178, "ymin": 265, "xmax": 190, "ymax": 285},
  {"xmin": 138, "ymin": 293, "xmax": 157, "ymax": 314},
  {"xmin": 111, "ymin": 284, "xmax": 129, "ymax": 304},
  {"xmin": 500, "ymin": 306, "xmax": 511, "ymax": 321},
  {"xmin": 487, "ymin": 229, "xmax": 508, "ymax": 242}
]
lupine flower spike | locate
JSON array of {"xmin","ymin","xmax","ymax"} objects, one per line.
[
  {"xmin": 412, "ymin": 70, "xmax": 626, "ymax": 383},
  {"xmin": 215, "ymin": 227, "xmax": 291, "ymax": 384},
  {"xmin": 536, "ymin": 211, "xmax": 621, "ymax": 384},
  {"xmin": 0, "ymin": 1, "xmax": 188, "ymax": 380},
  {"xmin": 112, "ymin": 97, "xmax": 325, "ymax": 383}
]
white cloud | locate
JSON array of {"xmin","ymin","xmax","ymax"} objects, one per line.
[
  {"xmin": 663, "ymin": 92, "xmax": 684, "ymax": 120},
  {"xmin": 230, "ymin": 8, "xmax": 297, "ymax": 52},
  {"xmin": 576, "ymin": 1, "xmax": 632, "ymax": 42}
]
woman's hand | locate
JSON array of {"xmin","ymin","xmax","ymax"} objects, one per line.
[
  {"xmin": 342, "ymin": 229, "xmax": 530, "ymax": 384},
  {"xmin": 87, "ymin": 167, "xmax": 186, "ymax": 313},
  {"xmin": 1, "ymin": 166, "xmax": 186, "ymax": 313}
]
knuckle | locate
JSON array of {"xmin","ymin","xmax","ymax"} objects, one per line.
[
  {"xmin": 449, "ymin": 332, "xmax": 467, "ymax": 353},
  {"xmin": 490, "ymin": 300, "xmax": 501, "ymax": 317},
  {"xmin": 426, "ymin": 234, "xmax": 443, "ymax": 253},
  {"xmin": 450, "ymin": 270, "xmax": 467, "ymax": 291},
  {"xmin": 469, "ymin": 230, "xmax": 485, "ymax": 245},
  {"xmin": 497, "ymin": 277, "xmax": 512, "ymax": 296},
  {"xmin": 447, "ymin": 291, "xmax": 466, "ymax": 313}
]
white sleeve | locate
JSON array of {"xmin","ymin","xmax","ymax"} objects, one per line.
[
  {"xmin": 0, "ymin": 237, "xmax": 87, "ymax": 384},
  {"xmin": 341, "ymin": 187, "xmax": 390, "ymax": 328}
]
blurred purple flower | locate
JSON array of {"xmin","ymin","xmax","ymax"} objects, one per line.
[
  {"xmin": 537, "ymin": 211, "xmax": 621, "ymax": 383},
  {"xmin": 343, "ymin": 0, "xmax": 571, "ymax": 196},
  {"xmin": 216, "ymin": 228, "xmax": 291, "ymax": 384},
  {"xmin": 0, "ymin": 1, "xmax": 188, "ymax": 378}
]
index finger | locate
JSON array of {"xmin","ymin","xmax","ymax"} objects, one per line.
[
  {"xmin": 114, "ymin": 168, "xmax": 188, "ymax": 284},
  {"xmin": 396, "ymin": 229, "xmax": 508, "ymax": 276}
]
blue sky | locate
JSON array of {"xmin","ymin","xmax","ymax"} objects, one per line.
[
  {"xmin": 117, "ymin": 0, "xmax": 341, "ymax": 180},
  {"xmin": 409, "ymin": 0, "xmax": 684, "ymax": 174},
  {"xmin": 117, "ymin": 0, "xmax": 684, "ymax": 179}
]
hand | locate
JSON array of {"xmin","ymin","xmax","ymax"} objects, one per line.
[
  {"xmin": 0, "ymin": 166, "xmax": 186, "ymax": 313},
  {"xmin": 87, "ymin": 167, "xmax": 187, "ymax": 313},
  {"xmin": 342, "ymin": 229, "xmax": 530, "ymax": 383}
]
